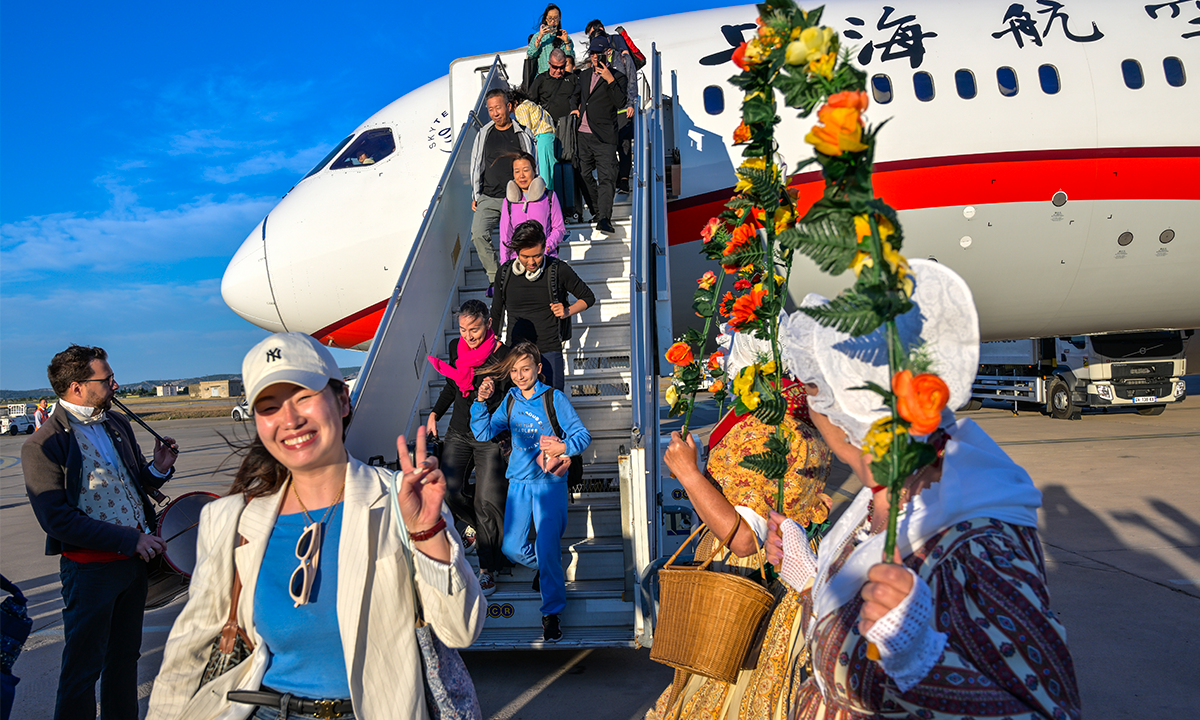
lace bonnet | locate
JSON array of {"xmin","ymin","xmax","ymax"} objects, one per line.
[{"xmin": 778, "ymin": 259, "xmax": 980, "ymax": 447}]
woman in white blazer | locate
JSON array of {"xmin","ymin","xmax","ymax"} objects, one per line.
[{"xmin": 147, "ymin": 333, "xmax": 485, "ymax": 720}]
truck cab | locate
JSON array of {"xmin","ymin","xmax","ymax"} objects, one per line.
[{"xmin": 1060, "ymin": 332, "xmax": 1188, "ymax": 415}]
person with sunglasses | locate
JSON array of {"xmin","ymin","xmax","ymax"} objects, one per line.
[
  {"xmin": 148, "ymin": 333, "xmax": 484, "ymax": 720},
  {"xmin": 23, "ymin": 345, "xmax": 178, "ymax": 720}
]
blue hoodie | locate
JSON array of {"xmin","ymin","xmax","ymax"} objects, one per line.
[{"xmin": 470, "ymin": 381, "xmax": 591, "ymax": 483}]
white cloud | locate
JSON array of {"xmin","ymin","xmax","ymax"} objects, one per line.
[
  {"xmin": 202, "ymin": 144, "xmax": 328, "ymax": 184},
  {"xmin": 0, "ymin": 195, "xmax": 275, "ymax": 279}
]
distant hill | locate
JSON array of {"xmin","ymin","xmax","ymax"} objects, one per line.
[{"xmin": 1, "ymin": 367, "xmax": 362, "ymax": 402}]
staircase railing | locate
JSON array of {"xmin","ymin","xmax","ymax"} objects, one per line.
[{"xmin": 345, "ymin": 57, "xmax": 509, "ymax": 463}]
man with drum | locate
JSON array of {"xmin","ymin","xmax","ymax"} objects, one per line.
[{"xmin": 22, "ymin": 345, "xmax": 178, "ymax": 720}]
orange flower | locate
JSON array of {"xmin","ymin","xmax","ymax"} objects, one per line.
[
  {"xmin": 666, "ymin": 342, "xmax": 694, "ymax": 367},
  {"xmin": 734, "ymin": 278, "xmax": 751, "ymax": 290},
  {"xmin": 805, "ymin": 103, "xmax": 868, "ymax": 156},
  {"xmin": 733, "ymin": 121, "xmax": 751, "ymax": 144},
  {"xmin": 719, "ymin": 291, "xmax": 736, "ymax": 314},
  {"xmin": 732, "ymin": 42, "xmax": 749, "ymax": 69},
  {"xmin": 701, "ymin": 217, "xmax": 724, "ymax": 242},
  {"xmin": 707, "ymin": 351, "xmax": 724, "ymax": 370},
  {"xmin": 728, "ymin": 286, "xmax": 768, "ymax": 329},
  {"xmin": 697, "ymin": 271, "xmax": 717, "ymax": 290},
  {"xmin": 892, "ymin": 370, "xmax": 950, "ymax": 436},
  {"xmin": 709, "ymin": 379, "xmax": 724, "ymax": 393},
  {"xmin": 724, "ymin": 223, "xmax": 757, "ymax": 257},
  {"xmin": 827, "ymin": 90, "xmax": 869, "ymax": 112}
]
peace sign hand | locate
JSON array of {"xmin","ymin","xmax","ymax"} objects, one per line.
[{"xmin": 396, "ymin": 433, "xmax": 447, "ymax": 537}]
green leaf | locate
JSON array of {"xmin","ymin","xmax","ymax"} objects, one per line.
[
  {"xmin": 777, "ymin": 214, "xmax": 857, "ymax": 275},
  {"xmin": 798, "ymin": 288, "xmax": 885, "ymax": 337},
  {"xmin": 743, "ymin": 95, "xmax": 775, "ymax": 125},
  {"xmin": 681, "ymin": 328, "xmax": 704, "ymax": 346}
]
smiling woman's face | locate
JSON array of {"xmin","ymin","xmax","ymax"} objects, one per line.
[{"xmin": 253, "ymin": 382, "xmax": 349, "ymax": 476}]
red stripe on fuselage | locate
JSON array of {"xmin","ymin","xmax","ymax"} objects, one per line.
[
  {"xmin": 667, "ymin": 147, "xmax": 1200, "ymax": 246},
  {"xmin": 313, "ymin": 299, "xmax": 387, "ymax": 349}
]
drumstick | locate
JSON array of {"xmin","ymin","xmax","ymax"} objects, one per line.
[
  {"xmin": 163, "ymin": 520, "xmax": 201, "ymax": 544},
  {"xmin": 111, "ymin": 397, "xmax": 179, "ymax": 455}
]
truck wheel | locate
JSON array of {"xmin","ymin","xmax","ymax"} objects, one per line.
[
  {"xmin": 25, "ymin": 425, "xmax": 34, "ymax": 434},
  {"xmin": 6, "ymin": 426, "xmax": 16, "ymax": 436},
  {"xmin": 1048, "ymin": 379, "xmax": 1073, "ymax": 420},
  {"xmin": 962, "ymin": 398, "xmax": 983, "ymax": 412},
  {"xmin": 1137, "ymin": 405, "xmax": 1165, "ymax": 416}
]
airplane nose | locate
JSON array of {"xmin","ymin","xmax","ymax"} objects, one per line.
[{"xmin": 222, "ymin": 217, "xmax": 288, "ymax": 333}]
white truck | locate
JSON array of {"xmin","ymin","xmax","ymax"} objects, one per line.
[
  {"xmin": 3, "ymin": 404, "xmax": 37, "ymax": 435},
  {"xmin": 969, "ymin": 331, "xmax": 1189, "ymax": 419}
]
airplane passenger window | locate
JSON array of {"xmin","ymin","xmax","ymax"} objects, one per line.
[
  {"xmin": 997, "ymin": 67, "xmax": 1019, "ymax": 97},
  {"xmin": 871, "ymin": 74, "xmax": 893, "ymax": 104},
  {"xmin": 955, "ymin": 69, "xmax": 977, "ymax": 99},
  {"xmin": 1163, "ymin": 57, "xmax": 1186, "ymax": 87},
  {"xmin": 1038, "ymin": 64, "xmax": 1061, "ymax": 95},
  {"xmin": 1122, "ymin": 59, "xmax": 1145, "ymax": 89},
  {"xmin": 913, "ymin": 72, "xmax": 935, "ymax": 102},
  {"xmin": 703, "ymin": 86, "xmax": 724, "ymax": 115},
  {"xmin": 302, "ymin": 134, "xmax": 354, "ymax": 180},
  {"xmin": 332, "ymin": 128, "xmax": 396, "ymax": 170}
]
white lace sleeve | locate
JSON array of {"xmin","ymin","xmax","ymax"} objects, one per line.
[
  {"xmin": 862, "ymin": 567, "xmax": 948, "ymax": 693},
  {"xmin": 734, "ymin": 506, "xmax": 768, "ymax": 546},
  {"xmin": 779, "ymin": 518, "xmax": 817, "ymax": 592}
]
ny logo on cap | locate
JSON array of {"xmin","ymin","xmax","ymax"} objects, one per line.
[{"xmin": 266, "ymin": 348, "xmax": 283, "ymax": 362}]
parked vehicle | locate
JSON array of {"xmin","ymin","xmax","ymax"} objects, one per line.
[
  {"xmin": 2, "ymin": 414, "xmax": 35, "ymax": 435},
  {"xmin": 970, "ymin": 331, "xmax": 1189, "ymax": 419},
  {"xmin": 231, "ymin": 398, "xmax": 250, "ymax": 421}
]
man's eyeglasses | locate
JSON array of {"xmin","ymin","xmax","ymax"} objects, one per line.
[
  {"xmin": 289, "ymin": 522, "xmax": 322, "ymax": 607},
  {"xmin": 81, "ymin": 374, "xmax": 115, "ymax": 386},
  {"xmin": 549, "ymin": 63, "xmax": 566, "ymax": 70}
]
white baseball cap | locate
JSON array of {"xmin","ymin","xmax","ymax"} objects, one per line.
[{"xmin": 242, "ymin": 332, "xmax": 344, "ymax": 407}]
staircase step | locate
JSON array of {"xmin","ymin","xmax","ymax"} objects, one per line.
[
  {"xmin": 475, "ymin": 579, "xmax": 631, "ymax": 635},
  {"xmin": 466, "ymin": 236, "xmax": 631, "ymax": 268},
  {"xmin": 465, "ymin": 625, "xmax": 637, "ymax": 650},
  {"xmin": 468, "ymin": 538, "xmax": 624, "ymax": 582}
]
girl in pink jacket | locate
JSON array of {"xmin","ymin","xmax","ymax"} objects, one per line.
[{"xmin": 500, "ymin": 152, "xmax": 566, "ymax": 264}]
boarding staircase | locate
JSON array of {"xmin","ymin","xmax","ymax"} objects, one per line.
[{"xmin": 345, "ymin": 50, "xmax": 677, "ymax": 649}]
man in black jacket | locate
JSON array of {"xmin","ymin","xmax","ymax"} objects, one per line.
[
  {"xmin": 570, "ymin": 35, "xmax": 627, "ymax": 236},
  {"xmin": 23, "ymin": 345, "xmax": 177, "ymax": 720},
  {"xmin": 529, "ymin": 48, "xmax": 577, "ymax": 122},
  {"xmin": 491, "ymin": 221, "xmax": 596, "ymax": 391}
]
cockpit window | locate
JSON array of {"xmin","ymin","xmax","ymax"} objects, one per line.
[
  {"xmin": 332, "ymin": 128, "xmax": 397, "ymax": 170},
  {"xmin": 303, "ymin": 135, "xmax": 353, "ymax": 180}
]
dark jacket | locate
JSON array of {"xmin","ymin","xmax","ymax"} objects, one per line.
[
  {"xmin": 530, "ymin": 70, "xmax": 578, "ymax": 122},
  {"xmin": 431, "ymin": 340, "xmax": 511, "ymax": 436},
  {"xmin": 570, "ymin": 66, "xmax": 628, "ymax": 146},
  {"xmin": 22, "ymin": 404, "xmax": 173, "ymax": 557},
  {"xmin": 490, "ymin": 257, "xmax": 596, "ymax": 353}
]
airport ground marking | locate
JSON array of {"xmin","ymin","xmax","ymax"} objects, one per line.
[{"xmin": 486, "ymin": 648, "xmax": 593, "ymax": 720}]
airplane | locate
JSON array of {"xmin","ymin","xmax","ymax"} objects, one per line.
[{"xmin": 221, "ymin": 1, "xmax": 1200, "ymax": 349}]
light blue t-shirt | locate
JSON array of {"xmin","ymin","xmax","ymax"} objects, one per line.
[{"xmin": 254, "ymin": 504, "xmax": 350, "ymax": 699}]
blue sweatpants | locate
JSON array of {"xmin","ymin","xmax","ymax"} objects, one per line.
[
  {"xmin": 535, "ymin": 132, "xmax": 557, "ymax": 194},
  {"xmin": 502, "ymin": 478, "xmax": 567, "ymax": 615}
]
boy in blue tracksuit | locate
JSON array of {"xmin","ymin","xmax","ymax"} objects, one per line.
[{"xmin": 471, "ymin": 341, "xmax": 590, "ymax": 643}]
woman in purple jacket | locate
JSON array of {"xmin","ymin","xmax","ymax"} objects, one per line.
[{"xmin": 500, "ymin": 152, "xmax": 566, "ymax": 265}]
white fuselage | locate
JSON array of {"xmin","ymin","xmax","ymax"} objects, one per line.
[{"xmin": 221, "ymin": 1, "xmax": 1200, "ymax": 349}]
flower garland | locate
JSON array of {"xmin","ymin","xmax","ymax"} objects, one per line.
[{"xmin": 664, "ymin": 0, "xmax": 951, "ymax": 561}]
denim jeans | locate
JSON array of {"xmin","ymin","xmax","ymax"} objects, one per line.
[{"xmin": 55, "ymin": 556, "xmax": 147, "ymax": 720}]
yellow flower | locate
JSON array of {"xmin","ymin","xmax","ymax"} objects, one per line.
[
  {"xmin": 853, "ymin": 214, "xmax": 896, "ymax": 246},
  {"xmin": 805, "ymin": 106, "xmax": 867, "ymax": 156},
  {"xmin": 807, "ymin": 51, "xmax": 836, "ymax": 79},
  {"xmin": 774, "ymin": 207, "xmax": 794, "ymax": 235},
  {"xmin": 862, "ymin": 417, "xmax": 907, "ymax": 461},
  {"xmin": 734, "ymin": 157, "xmax": 769, "ymax": 194},
  {"xmin": 850, "ymin": 250, "xmax": 873, "ymax": 278},
  {"xmin": 733, "ymin": 364, "xmax": 756, "ymax": 395},
  {"xmin": 785, "ymin": 26, "xmax": 834, "ymax": 66},
  {"xmin": 666, "ymin": 384, "xmax": 679, "ymax": 409},
  {"xmin": 759, "ymin": 360, "xmax": 777, "ymax": 375}
]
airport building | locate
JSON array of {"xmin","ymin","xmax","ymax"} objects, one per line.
[
  {"xmin": 188, "ymin": 379, "xmax": 243, "ymax": 399},
  {"xmin": 155, "ymin": 384, "xmax": 182, "ymax": 396}
]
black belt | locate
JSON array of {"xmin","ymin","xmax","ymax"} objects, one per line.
[{"xmin": 228, "ymin": 689, "xmax": 353, "ymax": 719}]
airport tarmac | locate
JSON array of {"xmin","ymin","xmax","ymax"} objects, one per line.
[{"xmin": 1, "ymin": 394, "xmax": 1197, "ymax": 719}]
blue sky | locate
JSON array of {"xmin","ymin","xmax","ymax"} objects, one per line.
[{"xmin": 0, "ymin": 0, "xmax": 737, "ymax": 391}]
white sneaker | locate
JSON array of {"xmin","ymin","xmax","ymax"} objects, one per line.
[
  {"xmin": 463, "ymin": 526, "xmax": 477, "ymax": 555},
  {"xmin": 479, "ymin": 571, "xmax": 496, "ymax": 597}
]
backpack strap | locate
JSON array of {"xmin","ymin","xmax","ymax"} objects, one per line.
[
  {"xmin": 505, "ymin": 394, "xmax": 515, "ymax": 424},
  {"xmin": 541, "ymin": 391, "xmax": 564, "ymax": 438}
]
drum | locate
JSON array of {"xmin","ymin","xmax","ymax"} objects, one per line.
[{"xmin": 145, "ymin": 492, "xmax": 219, "ymax": 609}]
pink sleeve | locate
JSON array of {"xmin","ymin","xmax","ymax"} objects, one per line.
[
  {"xmin": 499, "ymin": 199, "xmax": 513, "ymax": 264},
  {"xmin": 545, "ymin": 191, "xmax": 566, "ymax": 258}
]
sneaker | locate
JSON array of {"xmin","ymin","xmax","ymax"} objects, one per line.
[
  {"xmin": 542, "ymin": 614, "xmax": 562, "ymax": 643},
  {"xmin": 478, "ymin": 571, "xmax": 496, "ymax": 597},
  {"xmin": 462, "ymin": 526, "xmax": 477, "ymax": 555},
  {"xmin": 616, "ymin": 181, "xmax": 631, "ymax": 194},
  {"xmin": 531, "ymin": 570, "xmax": 540, "ymax": 592},
  {"xmin": 596, "ymin": 219, "xmax": 616, "ymax": 236},
  {"xmin": 486, "ymin": 285, "xmax": 495, "ymax": 298}
]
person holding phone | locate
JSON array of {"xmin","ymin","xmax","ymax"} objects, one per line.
[
  {"xmin": 569, "ymin": 35, "xmax": 627, "ymax": 236},
  {"xmin": 527, "ymin": 4, "xmax": 574, "ymax": 75}
]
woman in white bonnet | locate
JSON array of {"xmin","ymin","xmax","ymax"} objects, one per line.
[{"xmin": 768, "ymin": 260, "xmax": 1081, "ymax": 720}]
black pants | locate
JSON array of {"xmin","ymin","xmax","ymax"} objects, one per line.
[
  {"xmin": 575, "ymin": 131, "xmax": 618, "ymax": 223},
  {"xmin": 441, "ymin": 428, "xmax": 509, "ymax": 571},
  {"xmin": 55, "ymin": 556, "xmax": 147, "ymax": 720}
]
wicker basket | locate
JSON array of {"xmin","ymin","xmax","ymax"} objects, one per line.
[{"xmin": 649, "ymin": 519, "xmax": 774, "ymax": 684}]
